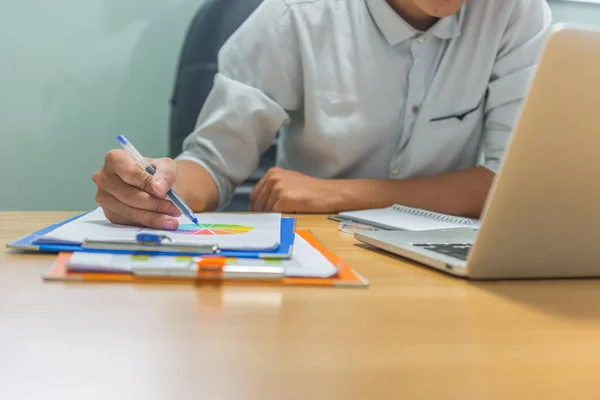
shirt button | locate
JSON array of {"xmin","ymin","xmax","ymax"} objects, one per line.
[
  {"xmin": 391, "ymin": 167, "xmax": 401, "ymax": 176},
  {"xmin": 417, "ymin": 36, "xmax": 426, "ymax": 44},
  {"xmin": 412, "ymin": 105, "xmax": 420, "ymax": 114}
]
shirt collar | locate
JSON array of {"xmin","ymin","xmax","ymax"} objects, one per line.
[{"xmin": 365, "ymin": 0, "xmax": 462, "ymax": 46}]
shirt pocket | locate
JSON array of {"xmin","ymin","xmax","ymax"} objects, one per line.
[
  {"xmin": 409, "ymin": 102, "xmax": 484, "ymax": 174},
  {"xmin": 428, "ymin": 101, "xmax": 483, "ymax": 130}
]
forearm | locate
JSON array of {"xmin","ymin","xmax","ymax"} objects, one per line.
[
  {"xmin": 332, "ymin": 167, "xmax": 495, "ymax": 218},
  {"xmin": 175, "ymin": 160, "xmax": 220, "ymax": 212}
]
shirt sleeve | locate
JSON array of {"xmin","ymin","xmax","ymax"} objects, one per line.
[
  {"xmin": 480, "ymin": 0, "xmax": 552, "ymax": 174},
  {"xmin": 175, "ymin": 0, "xmax": 302, "ymax": 210}
]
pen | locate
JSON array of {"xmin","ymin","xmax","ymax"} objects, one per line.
[{"xmin": 117, "ymin": 134, "xmax": 200, "ymax": 226}]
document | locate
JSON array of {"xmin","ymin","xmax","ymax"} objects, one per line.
[
  {"xmin": 67, "ymin": 234, "xmax": 338, "ymax": 278},
  {"xmin": 38, "ymin": 207, "xmax": 282, "ymax": 251}
]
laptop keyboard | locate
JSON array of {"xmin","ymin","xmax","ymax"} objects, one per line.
[{"xmin": 412, "ymin": 243, "xmax": 472, "ymax": 261}]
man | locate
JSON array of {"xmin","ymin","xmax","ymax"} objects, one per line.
[{"xmin": 93, "ymin": 0, "xmax": 552, "ymax": 231}]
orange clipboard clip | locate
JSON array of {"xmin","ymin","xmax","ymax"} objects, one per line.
[{"xmin": 192, "ymin": 257, "xmax": 285, "ymax": 281}]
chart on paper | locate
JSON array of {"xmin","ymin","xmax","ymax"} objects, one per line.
[{"xmin": 176, "ymin": 224, "xmax": 254, "ymax": 236}]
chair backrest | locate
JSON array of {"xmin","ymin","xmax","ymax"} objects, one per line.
[{"xmin": 168, "ymin": 0, "xmax": 264, "ymax": 158}]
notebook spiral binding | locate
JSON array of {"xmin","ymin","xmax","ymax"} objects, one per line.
[{"xmin": 390, "ymin": 205, "xmax": 477, "ymax": 227}]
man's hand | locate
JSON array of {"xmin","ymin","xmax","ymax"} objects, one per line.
[
  {"xmin": 249, "ymin": 168, "xmax": 341, "ymax": 213},
  {"xmin": 93, "ymin": 150, "xmax": 182, "ymax": 230},
  {"xmin": 248, "ymin": 166, "xmax": 495, "ymax": 217}
]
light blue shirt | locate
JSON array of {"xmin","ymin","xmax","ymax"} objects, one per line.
[{"xmin": 177, "ymin": 0, "xmax": 552, "ymax": 210}]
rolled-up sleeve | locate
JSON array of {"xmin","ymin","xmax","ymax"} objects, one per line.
[
  {"xmin": 175, "ymin": 0, "xmax": 302, "ymax": 210},
  {"xmin": 481, "ymin": 0, "xmax": 552, "ymax": 174}
]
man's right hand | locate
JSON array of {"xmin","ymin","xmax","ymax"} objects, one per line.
[{"xmin": 93, "ymin": 149, "xmax": 182, "ymax": 230}]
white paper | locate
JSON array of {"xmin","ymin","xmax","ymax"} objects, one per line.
[
  {"xmin": 39, "ymin": 207, "xmax": 282, "ymax": 250},
  {"xmin": 281, "ymin": 234, "xmax": 338, "ymax": 278},
  {"xmin": 67, "ymin": 234, "xmax": 337, "ymax": 278}
]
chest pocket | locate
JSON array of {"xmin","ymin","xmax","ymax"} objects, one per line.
[
  {"xmin": 429, "ymin": 101, "xmax": 482, "ymax": 126},
  {"xmin": 405, "ymin": 101, "xmax": 485, "ymax": 175}
]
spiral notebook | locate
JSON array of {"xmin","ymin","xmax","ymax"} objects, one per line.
[{"xmin": 338, "ymin": 204, "xmax": 480, "ymax": 231}]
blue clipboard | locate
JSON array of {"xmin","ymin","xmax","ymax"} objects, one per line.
[{"xmin": 7, "ymin": 212, "xmax": 296, "ymax": 259}]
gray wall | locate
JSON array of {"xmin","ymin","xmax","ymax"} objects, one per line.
[
  {"xmin": 0, "ymin": 0, "xmax": 598, "ymax": 210},
  {"xmin": 549, "ymin": 0, "xmax": 600, "ymax": 25}
]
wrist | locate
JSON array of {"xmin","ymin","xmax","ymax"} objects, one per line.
[
  {"xmin": 327, "ymin": 179, "xmax": 399, "ymax": 212},
  {"xmin": 175, "ymin": 160, "xmax": 219, "ymax": 211},
  {"xmin": 325, "ymin": 179, "xmax": 359, "ymax": 212}
]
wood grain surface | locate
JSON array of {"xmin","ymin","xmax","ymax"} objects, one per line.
[{"xmin": 2, "ymin": 212, "xmax": 600, "ymax": 400}]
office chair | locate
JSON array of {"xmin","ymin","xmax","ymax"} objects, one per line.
[{"xmin": 169, "ymin": 0, "xmax": 276, "ymax": 211}]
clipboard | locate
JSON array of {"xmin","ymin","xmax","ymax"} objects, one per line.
[
  {"xmin": 42, "ymin": 230, "xmax": 369, "ymax": 288},
  {"xmin": 7, "ymin": 212, "xmax": 296, "ymax": 259}
]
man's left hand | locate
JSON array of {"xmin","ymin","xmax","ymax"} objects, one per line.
[{"xmin": 249, "ymin": 167, "xmax": 341, "ymax": 213}]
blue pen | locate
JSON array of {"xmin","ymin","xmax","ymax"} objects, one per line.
[{"xmin": 117, "ymin": 134, "xmax": 200, "ymax": 226}]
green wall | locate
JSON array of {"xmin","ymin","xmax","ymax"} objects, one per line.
[
  {"xmin": 0, "ymin": 0, "xmax": 203, "ymax": 211},
  {"xmin": 0, "ymin": 0, "xmax": 598, "ymax": 210}
]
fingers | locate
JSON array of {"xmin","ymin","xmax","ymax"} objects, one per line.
[
  {"xmin": 149, "ymin": 157, "xmax": 178, "ymax": 198},
  {"xmin": 251, "ymin": 178, "xmax": 275, "ymax": 212},
  {"xmin": 96, "ymin": 190, "xmax": 179, "ymax": 230},
  {"xmin": 249, "ymin": 173, "xmax": 268, "ymax": 204},
  {"xmin": 104, "ymin": 150, "xmax": 178, "ymax": 199},
  {"xmin": 102, "ymin": 208, "xmax": 134, "ymax": 226},
  {"xmin": 250, "ymin": 168, "xmax": 284, "ymax": 212},
  {"xmin": 104, "ymin": 150, "xmax": 153, "ymax": 193},
  {"xmin": 94, "ymin": 170, "xmax": 181, "ymax": 217},
  {"xmin": 264, "ymin": 183, "xmax": 281, "ymax": 212},
  {"xmin": 94, "ymin": 150, "xmax": 181, "ymax": 229}
]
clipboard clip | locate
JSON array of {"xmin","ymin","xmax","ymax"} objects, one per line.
[
  {"xmin": 133, "ymin": 233, "xmax": 220, "ymax": 253},
  {"xmin": 131, "ymin": 256, "xmax": 284, "ymax": 280},
  {"xmin": 192, "ymin": 257, "xmax": 285, "ymax": 280},
  {"xmin": 136, "ymin": 233, "xmax": 173, "ymax": 246},
  {"xmin": 81, "ymin": 233, "xmax": 221, "ymax": 254}
]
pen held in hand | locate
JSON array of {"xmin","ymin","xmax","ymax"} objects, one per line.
[{"xmin": 117, "ymin": 134, "xmax": 200, "ymax": 226}]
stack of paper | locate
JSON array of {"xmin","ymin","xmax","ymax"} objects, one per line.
[
  {"xmin": 43, "ymin": 229, "xmax": 368, "ymax": 287},
  {"xmin": 65, "ymin": 233, "xmax": 338, "ymax": 278},
  {"xmin": 7, "ymin": 207, "xmax": 369, "ymax": 287}
]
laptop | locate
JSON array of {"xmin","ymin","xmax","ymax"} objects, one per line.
[{"xmin": 354, "ymin": 24, "xmax": 600, "ymax": 280}]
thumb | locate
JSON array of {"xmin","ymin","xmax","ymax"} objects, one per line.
[{"xmin": 149, "ymin": 157, "xmax": 177, "ymax": 198}]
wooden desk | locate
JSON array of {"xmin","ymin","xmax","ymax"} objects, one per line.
[{"xmin": 2, "ymin": 212, "xmax": 600, "ymax": 399}]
